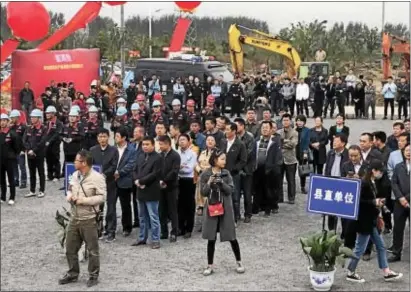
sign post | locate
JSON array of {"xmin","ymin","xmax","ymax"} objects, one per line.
[
  {"xmin": 307, "ymin": 175, "xmax": 362, "ymax": 230},
  {"xmin": 64, "ymin": 163, "xmax": 102, "ymax": 193}
]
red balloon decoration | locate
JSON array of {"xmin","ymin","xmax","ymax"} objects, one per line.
[
  {"xmin": 7, "ymin": 2, "xmax": 50, "ymax": 42},
  {"xmin": 104, "ymin": 1, "xmax": 127, "ymax": 6},
  {"xmin": 175, "ymin": 1, "xmax": 201, "ymax": 12}
]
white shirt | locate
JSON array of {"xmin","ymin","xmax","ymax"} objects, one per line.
[
  {"xmin": 354, "ymin": 162, "xmax": 362, "ymax": 174},
  {"xmin": 362, "ymin": 148, "xmax": 371, "ymax": 161},
  {"xmin": 117, "ymin": 143, "xmax": 127, "ymax": 167},
  {"xmin": 296, "ymin": 83, "xmax": 310, "ymax": 101},
  {"xmin": 226, "ymin": 137, "xmax": 235, "ymax": 152}
]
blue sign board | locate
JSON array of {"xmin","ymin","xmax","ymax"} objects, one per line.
[
  {"xmin": 307, "ymin": 174, "xmax": 361, "ymax": 220},
  {"xmin": 65, "ymin": 163, "xmax": 102, "ymax": 192}
]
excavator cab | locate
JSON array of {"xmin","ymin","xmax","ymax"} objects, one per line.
[{"xmin": 299, "ymin": 62, "xmax": 330, "ymax": 79}]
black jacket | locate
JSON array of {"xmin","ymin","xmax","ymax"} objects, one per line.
[
  {"xmin": 161, "ymin": 149, "xmax": 181, "ymax": 189},
  {"xmin": 45, "ymin": 119, "xmax": 63, "ymax": 149},
  {"xmin": 90, "ymin": 145, "xmax": 119, "ymax": 183},
  {"xmin": 392, "ymin": 162, "xmax": 410, "ymax": 202},
  {"xmin": 84, "ymin": 119, "xmax": 104, "ymax": 150},
  {"xmin": 0, "ymin": 128, "xmax": 21, "ymax": 160},
  {"xmin": 23, "ymin": 124, "xmax": 48, "ymax": 157},
  {"xmin": 386, "ymin": 134, "xmax": 398, "ymax": 151},
  {"xmin": 265, "ymin": 138, "xmax": 283, "ymax": 176},
  {"xmin": 239, "ymin": 131, "xmax": 256, "ymax": 175},
  {"xmin": 324, "ymin": 148, "xmax": 349, "ymax": 176},
  {"xmin": 328, "ymin": 125, "xmax": 350, "ymax": 148},
  {"xmin": 376, "ymin": 145, "xmax": 391, "ymax": 165},
  {"xmin": 397, "ymin": 83, "xmax": 410, "ymax": 101},
  {"xmin": 126, "ymin": 86, "xmax": 138, "ymax": 105},
  {"xmin": 309, "ymin": 127, "xmax": 329, "ymax": 165},
  {"xmin": 325, "ymin": 83, "xmax": 336, "ymax": 99},
  {"xmin": 220, "ymin": 137, "xmax": 247, "ymax": 176},
  {"xmin": 60, "ymin": 123, "xmax": 85, "ymax": 156},
  {"xmin": 204, "ymin": 129, "xmax": 225, "ymax": 149},
  {"xmin": 362, "ymin": 148, "xmax": 383, "ymax": 165},
  {"xmin": 341, "ymin": 161, "xmax": 368, "ymax": 178},
  {"xmin": 133, "ymin": 151, "xmax": 162, "ymax": 202},
  {"xmin": 19, "ymin": 88, "xmax": 35, "ymax": 106}
]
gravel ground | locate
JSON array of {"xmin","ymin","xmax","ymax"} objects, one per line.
[{"xmin": 1, "ymin": 118, "xmax": 409, "ymax": 291}]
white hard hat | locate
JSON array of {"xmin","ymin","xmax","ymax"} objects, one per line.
[
  {"xmin": 0, "ymin": 113, "xmax": 9, "ymax": 120},
  {"xmin": 30, "ymin": 109, "xmax": 43, "ymax": 118},
  {"xmin": 171, "ymin": 99, "xmax": 181, "ymax": 106},
  {"xmin": 69, "ymin": 109, "xmax": 79, "ymax": 117},
  {"xmin": 9, "ymin": 110, "xmax": 21, "ymax": 118},
  {"xmin": 45, "ymin": 106, "xmax": 57, "ymax": 113},
  {"xmin": 88, "ymin": 105, "xmax": 98, "ymax": 113},
  {"xmin": 86, "ymin": 98, "xmax": 95, "ymax": 104},
  {"xmin": 117, "ymin": 97, "xmax": 126, "ymax": 104},
  {"xmin": 116, "ymin": 106, "xmax": 128, "ymax": 116},
  {"xmin": 152, "ymin": 100, "xmax": 162, "ymax": 107},
  {"xmin": 131, "ymin": 103, "xmax": 140, "ymax": 111},
  {"xmin": 71, "ymin": 105, "xmax": 81, "ymax": 113}
]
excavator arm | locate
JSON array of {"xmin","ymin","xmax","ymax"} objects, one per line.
[
  {"xmin": 228, "ymin": 24, "xmax": 301, "ymax": 77},
  {"xmin": 382, "ymin": 32, "xmax": 410, "ymax": 81}
]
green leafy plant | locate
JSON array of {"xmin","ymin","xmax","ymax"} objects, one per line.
[{"xmin": 300, "ymin": 230, "xmax": 355, "ymax": 272}]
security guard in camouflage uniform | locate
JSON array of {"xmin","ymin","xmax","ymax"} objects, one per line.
[
  {"xmin": 45, "ymin": 106, "xmax": 63, "ymax": 182},
  {"xmin": 23, "ymin": 109, "xmax": 47, "ymax": 198},
  {"xmin": 9, "ymin": 109, "xmax": 27, "ymax": 189}
]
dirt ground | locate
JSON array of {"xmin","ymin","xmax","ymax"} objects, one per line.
[{"xmin": 1, "ymin": 119, "xmax": 409, "ymax": 291}]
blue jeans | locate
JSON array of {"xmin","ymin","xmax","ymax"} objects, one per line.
[
  {"xmin": 348, "ymin": 227, "xmax": 388, "ymax": 272},
  {"xmin": 13, "ymin": 153, "xmax": 27, "ymax": 184},
  {"xmin": 137, "ymin": 200, "xmax": 160, "ymax": 243}
]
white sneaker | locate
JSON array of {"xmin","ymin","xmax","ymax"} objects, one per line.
[
  {"xmin": 24, "ymin": 192, "xmax": 36, "ymax": 198},
  {"xmin": 236, "ymin": 262, "xmax": 245, "ymax": 274},
  {"xmin": 53, "ymin": 178, "xmax": 59, "ymax": 182},
  {"xmin": 37, "ymin": 192, "xmax": 45, "ymax": 198},
  {"xmin": 8, "ymin": 200, "xmax": 15, "ymax": 206}
]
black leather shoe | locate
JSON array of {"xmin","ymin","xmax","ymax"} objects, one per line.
[
  {"xmin": 131, "ymin": 241, "xmax": 146, "ymax": 246},
  {"xmin": 243, "ymin": 217, "xmax": 251, "ymax": 223},
  {"xmin": 169, "ymin": 235, "xmax": 177, "ymax": 243},
  {"xmin": 288, "ymin": 200, "xmax": 295, "ymax": 205},
  {"xmin": 19, "ymin": 183, "xmax": 26, "ymax": 189},
  {"xmin": 183, "ymin": 232, "xmax": 192, "ymax": 239},
  {"xmin": 58, "ymin": 274, "xmax": 78, "ymax": 285},
  {"xmin": 388, "ymin": 254, "xmax": 401, "ymax": 263},
  {"xmin": 87, "ymin": 277, "xmax": 98, "ymax": 287},
  {"xmin": 123, "ymin": 231, "xmax": 131, "ymax": 237}
]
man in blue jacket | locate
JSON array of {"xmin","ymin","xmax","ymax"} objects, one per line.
[{"xmin": 109, "ymin": 126, "xmax": 137, "ymax": 242}]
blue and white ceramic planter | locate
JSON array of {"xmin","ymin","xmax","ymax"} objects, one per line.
[{"xmin": 308, "ymin": 266, "xmax": 336, "ymax": 291}]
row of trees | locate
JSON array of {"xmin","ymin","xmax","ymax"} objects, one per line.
[{"xmin": 1, "ymin": 5, "xmax": 409, "ymax": 73}]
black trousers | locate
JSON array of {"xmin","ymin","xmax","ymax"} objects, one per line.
[
  {"xmin": 240, "ymin": 174, "xmax": 253, "ymax": 218},
  {"xmin": 117, "ymin": 187, "xmax": 133, "ymax": 233},
  {"xmin": 313, "ymin": 97, "xmax": 324, "ymax": 117},
  {"xmin": 271, "ymin": 96, "xmax": 283, "ymax": 115},
  {"xmin": 231, "ymin": 99, "xmax": 242, "ymax": 117},
  {"xmin": 384, "ymin": 99, "xmax": 395, "ymax": 118},
  {"xmin": 132, "ymin": 185, "xmax": 139, "ymax": 225},
  {"xmin": 337, "ymin": 96, "xmax": 346, "ymax": 116},
  {"xmin": 323, "ymin": 97, "xmax": 336, "ymax": 117},
  {"xmin": 328, "ymin": 216, "xmax": 348, "ymax": 239},
  {"xmin": 178, "ymin": 178, "xmax": 196, "ymax": 234},
  {"xmin": 207, "ymin": 239, "xmax": 241, "ymax": 265},
  {"xmin": 279, "ymin": 163, "xmax": 297, "ymax": 202},
  {"xmin": 296, "ymin": 100, "xmax": 309, "ymax": 116},
  {"xmin": 284, "ymin": 99, "xmax": 295, "ymax": 116},
  {"xmin": 313, "ymin": 163, "xmax": 324, "ymax": 175},
  {"xmin": 159, "ymin": 187, "xmax": 178, "ymax": 236},
  {"xmin": 27, "ymin": 156, "xmax": 45, "ymax": 193},
  {"xmin": 347, "ymin": 87, "xmax": 354, "ymax": 105},
  {"xmin": 398, "ymin": 100, "xmax": 408, "ymax": 119},
  {"xmin": 105, "ymin": 181, "xmax": 117, "ymax": 236},
  {"xmin": 253, "ymin": 167, "xmax": 279, "ymax": 213},
  {"xmin": 1, "ymin": 160, "xmax": 16, "ymax": 201},
  {"xmin": 354, "ymin": 100, "xmax": 364, "ymax": 118},
  {"xmin": 343, "ymin": 220, "xmax": 357, "ymax": 249},
  {"xmin": 391, "ymin": 201, "xmax": 410, "ymax": 255},
  {"xmin": 46, "ymin": 145, "xmax": 61, "ymax": 180}
]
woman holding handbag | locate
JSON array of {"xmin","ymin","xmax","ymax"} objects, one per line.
[
  {"xmin": 295, "ymin": 115, "xmax": 312, "ymax": 194},
  {"xmin": 345, "ymin": 160, "xmax": 403, "ymax": 283},
  {"xmin": 199, "ymin": 150, "xmax": 245, "ymax": 276},
  {"xmin": 309, "ymin": 116, "xmax": 328, "ymax": 174}
]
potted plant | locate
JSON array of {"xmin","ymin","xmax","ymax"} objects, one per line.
[{"xmin": 300, "ymin": 230, "xmax": 355, "ymax": 291}]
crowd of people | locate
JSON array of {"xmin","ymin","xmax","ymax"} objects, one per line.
[{"xmin": 0, "ymin": 72, "xmax": 409, "ymax": 287}]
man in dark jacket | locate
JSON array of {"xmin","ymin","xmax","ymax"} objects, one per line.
[
  {"xmin": 158, "ymin": 135, "xmax": 180, "ymax": 242},
  {"xmin": 126, "ymin": 80, "xmax": 138, "ymax": 110},
  {"xmin": 360, "ymin": 133, "xmax": 383, "ymax": 166},
  {"xmin": 386, "ymin": 122, "xmax": 405, "ymax": 151},
  {"xmin": 132, "ymin": 136, "xmax": 162, "ymax": 249},
  {"xmin": 228, "ymin": 77, "xmax": 245, "ymax": 118},
  {"xmin": 324, "ymin": 133, "xmax": 349, "ymax": 233},
  {"xmin": 335, "ymin": 78, "xmax": 347, "ymax": 116},
  {"xmin": 253, "ymin": 121, "xmax": 283, "ymax": 216},
  {"xmin": 235, "ymin": 118, "xmax": 255, "ymax": 223},
  {"xmin": 9, "ymin": 110, "xmax": 27, "ymax": 189},
  {"xmin": 388, "ymin": 145, "xmax": 410, "ymax": 262},
  {"xmin": 396, "ymin": 78, "xmax": 409, "ymax": 119},
  {"xmin": 45, "ymin": 106, "xmax": 63, "ymax": 182},
  {"xmin": 220, "ymin": 122, "xmax": 247, "ymax": 223},
  {"xmin": 113, "ymin": 127, "xmax": 137, "ymax": 240},
  {"xmin": 373, "ymin": 131, "xmax": 391, "ymax": 165},
  {"xmin": 130, "ymin": 125, "xmax": 145, "ymax": 228},
  {"xmin": 19, "ymin": 81, "xmax": 35, "ymax": 120},
  {"xmin": 0, "ymin": 114, "xmax": 21, "ymax": 205},
  {"xmin": 269, "ymin": 76, "xmax": 283, "ymax": 116},
  {"xmin": 90, "ymin": 128, "xmax": 119, "ymax": 241}
]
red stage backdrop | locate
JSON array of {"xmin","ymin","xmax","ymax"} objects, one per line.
[{"xmin": 11, "ymin": 48, "xmax": 100, "ymax": 109}]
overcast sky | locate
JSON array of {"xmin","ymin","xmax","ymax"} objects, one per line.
[{"xmin": 43, "ymin": 1, "xmax": 410, "ymax": 33}]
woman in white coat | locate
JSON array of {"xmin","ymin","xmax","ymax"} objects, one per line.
[{"xmin": 296, "ymin": 78, "xmax": 310, "ymax": 116}]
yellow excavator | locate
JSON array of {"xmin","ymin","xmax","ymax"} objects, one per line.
[{"xmin": 228, "ymin": 24, "xmax": 330, "ymax": 78}]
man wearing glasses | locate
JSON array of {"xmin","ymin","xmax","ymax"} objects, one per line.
[{"xmin": 59, "ymin": 150, "xmax": 106, "ymax": 288}]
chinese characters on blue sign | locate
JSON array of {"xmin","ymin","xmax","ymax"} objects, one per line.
[
  {"xmin": 307, "ymin": 175, "xmax": 361, "ymax": 220},
  {"xmin": 64, "ymin": 163, "xmax": 102, "ymax": 192}
]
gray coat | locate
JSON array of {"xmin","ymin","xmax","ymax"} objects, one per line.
[{"xmin": 200, "ymin": 168, "xmax": 236, "ymax": 242}]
